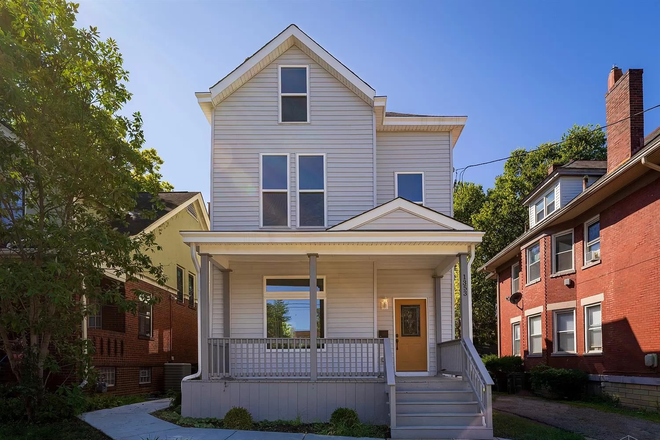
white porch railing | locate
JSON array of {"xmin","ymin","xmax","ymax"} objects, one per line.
[
  {"xmin": 438, "ymin": 338, "xmax": 494, "ymax": 429},
  {"xmin": 208, "ymin": 337, "xmax": 386, "ymax": 380}
]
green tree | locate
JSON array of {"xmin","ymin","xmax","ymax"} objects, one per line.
[
  {"xmin": 0, "ymin": 0, "xmax": 171, "ymax": 418},
  {"xmin": 455, "ymin": 125, "xmax": 606, "ymax": 347},
  {"xmin": 267, "ymin": 300, "xmax": 293, "ymax": 338}
]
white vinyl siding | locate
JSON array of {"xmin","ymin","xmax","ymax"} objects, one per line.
[
  {"xmin": 212, "ymin": 46, "xmax": 374, "ymax": 230},
  {"xmin": 376, "ymin": 132, "xmax": 452, "ymax": 215},
  {"xmin": 558, "ymin": 176, "xmax": 599, "ymax": 207},
  {"xmin": 355, "ymin": 208, "xmax": 450, "ymax": 231},
  {"xmin": 226, "ymin": 261, "xmax": 374, "ymax": 339}
]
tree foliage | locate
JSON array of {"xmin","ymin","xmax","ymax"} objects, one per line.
[
  {"xmin": 0, "ymin": 0, "xmax": 171, "ymax": 418},
  {"xmin": 455, "ymin": 125, "xmax": 607, "ymax": 347}
]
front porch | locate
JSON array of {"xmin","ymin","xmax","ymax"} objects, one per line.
[{"xmin": 180, "ymin": 226, "xmax": 493, "ymax": 438}]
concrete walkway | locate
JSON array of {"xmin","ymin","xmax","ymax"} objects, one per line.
[
  {"xmin": 493, "ymin": 394, "xmax": 660, "ymax": 440},
  {"xmin": 80, "ymin": 399, "xmax": 383, "ymax": 440}
]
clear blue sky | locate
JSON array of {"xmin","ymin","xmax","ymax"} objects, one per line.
[{"xmin": 76, "ymin": 0, "xmax": 660, "ymax": 202}]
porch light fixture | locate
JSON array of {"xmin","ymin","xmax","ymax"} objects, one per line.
[{"xmin": 379, "ymin": 297, "xmax": 389, "ymax": 310}]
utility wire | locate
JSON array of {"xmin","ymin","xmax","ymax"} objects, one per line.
[{"xmin": 454, "ymin": 103, "xmax": 660, "ymax": 185}]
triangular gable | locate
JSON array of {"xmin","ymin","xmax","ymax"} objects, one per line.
[
  {"xmin": 329, "ymin": 198, "xmax": 474, "ymax": 231},
  {"xmin": 139, "ymin": 193, "xmax": 210, "ymax": 235},
  {"xmin": 197, "ymin": 24, "xmax": 376, "ymax": 122}
]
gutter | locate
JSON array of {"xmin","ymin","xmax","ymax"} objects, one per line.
[
  {"xmin": 641, "ymin": 156, "xmax": 660, "ymax": 172},
  {"xmin": 182, "ymin": 243, "xmax": 202, "ymax": 382}
]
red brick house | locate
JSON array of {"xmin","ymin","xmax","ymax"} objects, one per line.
[
  {"xmin": 481, "ymin": 67, "xmax": 660, "ymax": 409},
  {"xmin": 87, "ymin": 192, "xmax": 209, "ymax": 395}
]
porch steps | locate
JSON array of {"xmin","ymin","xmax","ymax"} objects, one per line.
[{"xmin": 390, "ymin": 378, "xmax": 493, "ymax": 440}]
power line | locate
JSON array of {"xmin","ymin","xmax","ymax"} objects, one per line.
[{"xmin": 454, "ymin": 103, "xmax": 660, "ymax": 184}]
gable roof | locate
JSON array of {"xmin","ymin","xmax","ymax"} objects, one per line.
[
  {"xmin": 328, "ymin": 198, "xmax": 474, "ymax": 231},
  {"xmin": 196, "ymin": 24, "xmax": 375, "ymax": 121},
  {"xmin": 521, "ymin": 160, "xmax": 608, "ymax": 205},
  {"xmin": 119, "ymin": 192, "xmax": 209, "ymax": 235}
]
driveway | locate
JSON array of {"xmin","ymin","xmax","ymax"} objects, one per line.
[
  {"xmin": 80, "ymin": 399, "xmax": 382, "ymax": 440},
  {"xmin": 493, "ymin": 394, "xmax": 660, "ymax": 440}
]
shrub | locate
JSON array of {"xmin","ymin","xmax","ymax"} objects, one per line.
[
  {"xmin": 223, "ymin": 407, "xmax": 253, "ymax": 430},
  {"xmin": 530, "ymin": 365, "xmax": 588, "ymax": 400},
  {"xmin": 330, "ymin": 407, "xmax": 360, "ymax": 429},
  {"xmin": 482, "ymin": 355, "xmax": 524, "ymax": 374},
  {"xmin": 0, "ymin": 397, "xmax": 25, "ymax": 424},
  {"xmin": 167, "ymin": 389, "xmax": 182, "ymax": 408}
]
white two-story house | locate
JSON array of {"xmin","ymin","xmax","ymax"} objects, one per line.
[{"xmin": 181, "ymin": 25, "xmax": 493, "ymax": 440}]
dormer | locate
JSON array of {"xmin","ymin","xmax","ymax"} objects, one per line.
[{"xmin": 523, "ymin": 160, "xmax": 607, "ymax": 228}]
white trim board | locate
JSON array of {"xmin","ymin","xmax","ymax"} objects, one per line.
[
  {"xmin": 524, "ymin": 305, "xmax": 544, "ymax": 317},
  {"xmin": 547, "ymin": 300, "xmax": 576, "ymax": 311},
  {"xmin": 510, "ymin": 316, "xmax": 521, "ymax": 324}
]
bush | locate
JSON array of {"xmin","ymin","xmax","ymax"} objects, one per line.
[
  {"xmin": 330, "ymin": 407, "xmax": 360, "ymax": 429},
  {"xmin": 482, "ymin": 355, "xmax": 524, "ymax": 374},
  {"xmin": 530, "ymin": 365, "xmax": 588, "ymax": 400},
  {"xmin": 0, "ymin": 397, "xmax": 25, "ymax": 424},
  {"xmin": 167, "ymin": 389, "xmax": 182, "ymax": 408},
  {"xmin": 223, "ymin": 407, "xmax": 253, "ymax": 430}
]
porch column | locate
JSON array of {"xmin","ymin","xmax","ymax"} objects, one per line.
[
  {"xmin": 308, "ymin": 253, "xmax": 318, "ymax": 382},
  {"xmin": 458, "ymin": 253, "xmax": 473, "ymax": 340},
  {"xmin": 200, "ymin": 253, "xmax": 211, "ymax": 380}
]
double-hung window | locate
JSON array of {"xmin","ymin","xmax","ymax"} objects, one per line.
[
  {"xmin": 534, "ymin": 188, "xmax": 556, "ymax": 224},
  {"xmin": 297, "ymin": 155, "xmax": 325, "ymax": 227},
  {"xmin": 265, "ymin": 277, "xmax": 325, "ymax": 343},
  {"xmin": 584, "ymin": 217, "xmax": 601, "ymax": 263},
  {"xmin": 585, "ymin": 304, "xmax": 602, "ymax": 353},
  {"xmin": 98, "ymin": 367, "xmax": 116, "ymax": 387},
  {"xmin": 138, "ymin": 294, "xmax": 152, "ymax": 338},
  {"xmin": 261, "ymin": 154, "xmax": 289, "ymax": 227},
  {"xmin": 526, "ymin": 242, "xmax": 541, "ymax": 283},
  {"xmin": 88, "ymin": 302, "xmax": 102, "ymax": 329},
  {"xmin": 176, "ymin": 266, "xmax": 184, "ymax": 302},
  {"xmin": 552, "ymin": 231, "xmax": 574, "ymax": 273},
  {"xmin": 279, "ymin": 66, "xmax": 309, "ymax": 123},
  {"xmin": 511, "ymin": 263, "xmax": 521, "ymax": 293},
  {"xmin": 395, "ymin": 172, "xmax": 424, "ymax": 204},
  {"xmin": 553, "ymin": 309, "xmax": 575, "ymax": 353},
  {"xmin": 528, "ymin": 315, "xmax": 542, "ymax": 355},
  {"xmin": 188, "ymin": 273, "xmax": 195, "ymax": 307},
  {"xmin": 512, "ymin": 322, "xmax": 521, "ymax": 356}
]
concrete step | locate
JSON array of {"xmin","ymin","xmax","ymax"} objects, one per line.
[
  {"xmin": 396, "ymin": 390, "xmax": 476, "ymax": 402},
  {"xmin": 396, "ymin": 400, "xmax": 480, "ymax": 414},
  {"xmin": 391, "ymin": 425, "xmax": 493, "ymax": 439},
  {"xmin": 396, "ymin": 412, "xmax": 485, "ymax": 427}
]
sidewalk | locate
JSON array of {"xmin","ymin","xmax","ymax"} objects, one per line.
[
  {"xmin": 80, "ymin": 399, "xmax": 382, "ymax": 440},
  {"xmin": 493, "ymin": 394, "xmax": 660, "ymax": 440}
]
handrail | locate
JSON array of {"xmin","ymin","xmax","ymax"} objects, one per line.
[
  {"xmin": 460, "ymin": 338, "xmax": 493, "ymax": 428},
  {"xmin": 383, "ymin": 338, "xmax": 396, "ymax": 429}
]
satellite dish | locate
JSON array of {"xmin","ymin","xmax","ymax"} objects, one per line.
[{"xmin": 508, "ymin": 292, "xmax": 523, "ymax": 305}]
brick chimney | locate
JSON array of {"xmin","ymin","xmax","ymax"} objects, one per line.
[{"xmin": 605, "ymin": 66, "xmax": 644, "ymax": 172}]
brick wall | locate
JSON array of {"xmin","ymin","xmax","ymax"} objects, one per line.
[
  {"xmin": 88, "ymin": 279, "xmax": 198, "ymax": 395},
  {"xmin": 497, "ymin": 177, "xmax": 660, "ymax": 378}
]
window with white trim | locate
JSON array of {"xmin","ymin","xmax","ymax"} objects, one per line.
[
  {"xmin": 512, "ymin": 322, "xmax": 521, "ymax": 356},
  {"xmin": 98, "ymin": 367, "xmax": 115, "ymax": 387},
  {"xmin": 88, "ymin": 302, "xmax": 102, "ymax": 329},
  {"xmin": 297, "ymin": 155, "xmax": 325, "ymax": 227},
  {"xmin": 279, "ymin": 66, "xmax": 309, "ymax": 123},
  {"xmin": 584, "ymin": 217, "xmax": 601, "ymax": 263},
  {"xmin": 188, "ymin": 273, "xmax": 195, "ymax": 308},
  {"xmin": 585, "ymin": 304, "xmax": 602, "ymax": 353},
  {"xmin": 261, "ymin": 154, "xmax": 289, "ymax": 227},
  {"xmin": 511, "ymin": 263, "xmax": 521, "ymax": 294},
  {"xmin": 552, "ymin": 231, "xmax": 574, "ymax": 273},
  {"xmin": 176, "ymin": 266, "xmax": 184, "ymax": 302},
  {"xmin": 395, "ymin": 172, "xmax": 424, "ymax": 204},
  {"xmin": 139, "ymin": 367, "xmax": 151, "ymax": 384},
  {"xmin": 534, "ymin": 188, "xmax": 556, "ymax": 224},
  {"xmin": 553, "ymin": 309, "xmax": 576, "ymax": 353},
  {"xmin": 265, "ymin": 278, "xmax": 325, "ymax": 341},
  {"xmin": 528, "ymin": 315, "xmax": 542, "ymax": 355},
  {"xmin": 138, "ymin": 294, "xmax": 152, "ymax": 338},
  {"xmin": 526, "ymin": 242, "xmax": 541, "ymax": 283}
]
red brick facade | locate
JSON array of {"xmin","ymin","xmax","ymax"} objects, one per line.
[
  {"xmin": 88, "ymin": 279, "xmax": 198, "ymax": 395},
  {"xmin": 497, "ymin": 171, "xmax": 660, "ymax": 377}
]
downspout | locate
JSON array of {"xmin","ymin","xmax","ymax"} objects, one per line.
[
  {"xmin": 182, "ymin": 243, "xmax": 202, "ymax": 381},
  {"xmin": 641, "ymin": 156, "xmax": 660, "ymax": 172},
  {"xmin": 80, "ymin": 292, "xmax": 89, "ymax": 388},
  {"xmin": 496, "ymin": 273, "xmax": 501, "ymax": 357},
  {"xmin": 467, "ymin": 245, "xmax": 475, "ymax": 341}
]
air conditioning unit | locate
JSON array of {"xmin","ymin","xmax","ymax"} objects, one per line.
[{"xmin": 589, "ymin": 250, "xmax": 601, "ymax": 262}]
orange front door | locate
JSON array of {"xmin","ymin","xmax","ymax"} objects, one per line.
[{"xmin": 395, "ymin": 299, "xmax": 427, "ymax": 372}]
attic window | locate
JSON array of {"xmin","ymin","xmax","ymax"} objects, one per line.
[
  {"xmin": 534, "ymin": 188, "xmax": 556, "ymax": 223},
  {"xmin": 186, "ymin": 204, "xmax": 197, "ymax": 219},
  {"xmin": 279, "ymin": 66, "xmax": 309, "ymax": 123}
]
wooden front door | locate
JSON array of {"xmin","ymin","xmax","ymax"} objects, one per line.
[{"xmin": 395, "ymin": 299, "xmax": 428, "ymax": 372}]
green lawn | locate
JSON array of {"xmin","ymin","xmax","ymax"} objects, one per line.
[
  {"xmin": 493, "ymin": 411, "xmax": 585, "ymax": 440},
  {"xmin": 0, "ymin": 417, "xmax": 110, "ymax": 440},
  {"xmin": 564, "ymin": 399, "xmax": 660, "ymax": 424}
]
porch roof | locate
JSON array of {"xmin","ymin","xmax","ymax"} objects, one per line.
[{"xmin": 181, "ymin": 229, "xmax": 483, "ymax": 257}]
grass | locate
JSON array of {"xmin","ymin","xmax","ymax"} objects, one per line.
[
  {"xmin": 153, "ymin": 407, "xmax": 390, "ymax": 438},
  {"xmin": 83, "ymin": 393, "xmax": 148, "ymax": 412},
  {"xmin": 493, "ymin": 411, "xmax": 585, "ymax": 440},
  {"xmin": 0, "ymin": 417, "xmax": 111, "ymax": 440},
  {"xmin": 564, "ymin": 398, "xmax": 660, "ymax": 424}
]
